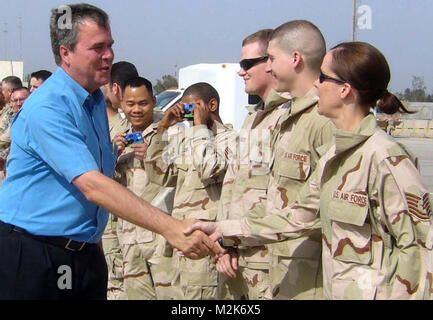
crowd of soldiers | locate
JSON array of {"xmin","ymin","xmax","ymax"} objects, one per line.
[
  {"xmin": 0, "ymin": 70, "xmax": 52, "ymax": 182},
  {"xmin": 97, "ymin": 21, "xmax": 431, "ymax": 300},
  {"xmin": 1, "ymin": 15, "xmax": 431, "ymax": 300}
]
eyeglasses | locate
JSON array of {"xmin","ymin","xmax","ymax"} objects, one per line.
[
  {"xmin": 319, "ymin": 70, "xmax": 346, "ymax": 84},
  {"xmin": 239, "ymin": 56, "xmax": 268, "ymax": 71}
]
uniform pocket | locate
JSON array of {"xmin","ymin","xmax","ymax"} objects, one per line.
[
  {"xmin": 328, "ymin": 200, "xmax": 372, "ymax": 265},
  {"xmin": 177, "ymin": 163, "xmax": 208, "ymax": 190},
  {"xmin": 276, "ymin": 152, "xmax": 311, "ymax": 182}
]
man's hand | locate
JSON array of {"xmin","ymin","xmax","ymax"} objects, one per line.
[
  {"xmin": 166, "ymin": 218, "xmax": 225, "ymax": 260},
  {"xmin": 183, "ymin": 220, "xmax": 222, "ymax": 242},
  {"xmin": 157, "ymin": 103, "xmax": 186, "ymax": 134},
  {"xmin": 130, "ymin": 139, "xmax": 149, "ymax": 161},
  {"xmin": 215, "ymin": 249, "xmax": 238, "ymax": 279},
  {"xmin": 113, "ymin": 133, "xmax": 128, "ymax": 156}
]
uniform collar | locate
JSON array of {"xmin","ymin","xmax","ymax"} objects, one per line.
[
  {"xmin": 246, "ymin": 101, "xmax": 264, "ymax": 114},
  {"xmin": 334, "ymin": 113, "xmax": 378, "ymax": 154},
  {"xmin": 210, "ymin": 119, "xmax": 232, "ymax": 135},
  {"xmin": 244, "ymin": 89, "xmax": 291, "ymax": 114},
  {"xmin": 263, "ymin": 89, "xmax": 291, "ymax": 113},
  {"xmin": 290, "ymin": 87, "xmax": 319, "ymax": 117}
]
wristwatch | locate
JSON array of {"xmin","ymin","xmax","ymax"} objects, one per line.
[{"xmin": 218, "ymin": 238, "xmax": 238, "ymax": 248}]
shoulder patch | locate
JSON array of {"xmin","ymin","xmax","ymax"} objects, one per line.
[{"xmin": 405, "ymin": 192, "xmax": 431, "ymax": 222}]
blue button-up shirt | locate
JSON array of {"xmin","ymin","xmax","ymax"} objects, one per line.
[{"xmin": 0, "ymin": 67, "xmax": 116, "ymax": 243}]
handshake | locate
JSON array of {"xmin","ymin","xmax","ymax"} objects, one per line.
[{"xmin": 179, "ymin": 219, "xmax": 239, "ymax": 279}]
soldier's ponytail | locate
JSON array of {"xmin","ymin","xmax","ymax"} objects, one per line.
[{"xmin": 377, "ymin": 89, "xmax": 413, "ymax": 115}]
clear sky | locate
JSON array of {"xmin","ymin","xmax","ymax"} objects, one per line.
[{"xmin": 0, "ymin": 0, "xmax": 432, "ymax": 94}]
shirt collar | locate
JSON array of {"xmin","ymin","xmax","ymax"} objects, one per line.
[
  {"xmin": 334, "ymin": 113, "xmax": 378, "ymax": 154},
  {"xmin": 290, "ymin": 87, "xmax": 319, "ymax": 116},
  {"xmin": 56, "ymin": 67, "xmax": 104, "ymax": 109},
  {"xmin": 264, "ymin": 89, "xmax": 291, "ymax": 112}
]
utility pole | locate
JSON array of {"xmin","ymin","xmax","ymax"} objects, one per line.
[{"xmin": 352, "ymin": 0, "xmax": 357, "ymax": 41}]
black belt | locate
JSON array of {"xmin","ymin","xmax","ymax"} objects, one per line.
[{"xmin": 0, "ymin": 220, "xmax": 89, "ymax": 252}]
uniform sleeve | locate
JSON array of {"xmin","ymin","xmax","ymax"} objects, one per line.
[
  {"xmin": 375, "ymin": 156, "xmax": 432, "ymax": 299},
  {"xmin": 189, "ymin": 124, "xmax": 238, "ymax": 184},
  {"xmin": 144, "ymin": 130, "xmax": 178, "ymax": 188},
  {"xmin": 217, "ymin": 167, "xmax": 322, "ymax": 247},
  {"xmin": 25, "ymin": 104, "xmax": 99, "ymax": 183}
]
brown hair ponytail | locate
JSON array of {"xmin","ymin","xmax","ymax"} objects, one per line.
[{"xmin": 377, "ymin": 90, "xmax": 413, "ymax": 114}]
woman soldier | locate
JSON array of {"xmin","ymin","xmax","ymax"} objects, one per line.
[{"xmin": 186, "ymin": 41, "xmax": 432, "ymax": 300}]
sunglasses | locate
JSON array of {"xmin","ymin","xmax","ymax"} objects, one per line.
[
  {"xmin": 239, "ymin": 56, "xmax": 268, "ymax": 71},
  {"xmin": 319, "ymin": 70, "xmax": 346, "ymax": 84}
]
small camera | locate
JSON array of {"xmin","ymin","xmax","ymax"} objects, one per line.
[
  {"xmin": 183, "ymin": 103, "xmax": 195, "ymax": 119},
  {"xmin": 125, "ymin": 131, "xmax": 144, "ymax": 146}
]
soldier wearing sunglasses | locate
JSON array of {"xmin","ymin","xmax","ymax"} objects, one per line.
[{"xmin": 213, "ymin": 29, "xmax": 292, "ymax": 300}]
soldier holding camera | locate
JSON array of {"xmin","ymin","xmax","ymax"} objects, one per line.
[{"xmin": 145, "ymin": 82, "xmax": 237, "ymax": 299}]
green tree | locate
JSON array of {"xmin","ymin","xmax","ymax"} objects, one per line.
[
  {"xmin": 397, "ymin": 76, "xmax": 433, "ymax": 102},
  {"xmin": 153, "ymin": 75, "xmax": 178, "ymax": 95}
]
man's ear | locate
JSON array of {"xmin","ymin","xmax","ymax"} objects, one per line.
[
  {"xmin": 152, "ymin": 96, "xmax": 157, "ymax": 107},
  {"xmin": 59, "ymin": 45, "xmax": 71, "ymax": 66},
  {"xmin": 292, "ymin": 51, "xmax": 303, "ymax": 68},
  {"xmin": 113, "ymin": 83, "xmax": 122, "ymax": 101},
  {"xmin": 208, "ymin": 98, "xmax": 218, "ymax": 112}
]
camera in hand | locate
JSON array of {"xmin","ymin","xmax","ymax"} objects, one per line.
[
  {"xmin": 183, "ymin": 103, "xmax": 195, "ymax": 119},
  {"xmin": 125, "ymin": 131, "xmax": 144, "ymax": 146}
]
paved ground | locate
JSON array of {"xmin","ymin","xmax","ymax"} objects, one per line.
[{"xmin": 395, "ymin": 137, "xmax": 433, "ymax": 200}]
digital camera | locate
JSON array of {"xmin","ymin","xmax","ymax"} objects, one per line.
[
  {"xmin": 125, "ymin": 131, "xmax": 144, "ymax": 146},
  {"xmin": 183, "ymin": 103, "xmax": 195, "ymax": 119}
]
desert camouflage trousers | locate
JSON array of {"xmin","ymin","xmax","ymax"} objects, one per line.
[
  {"xmin": 217, "ymin": 265, "xmax": 272, "ymax": 300},
  {"xmin": 102, "ymin": 214, "xmax": 126, "ymax": 300},
  {"xmin": 170, "ymin": 252, "xmax": 219, "ymax": 300},
  {"xmin": 269, "ymin": 255, "xmax": 324, "ymax": 300},
  {"xmin": 122, "ymin": 234, "xmax": 181, "ymax": 300}
]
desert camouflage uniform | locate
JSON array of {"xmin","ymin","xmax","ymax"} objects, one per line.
[
  {"xmin": 102, "ymin": 112, "xmax": 130, "ymax": 300},
  {"xmin": 217, "ymin": 90, "xmax": 291, "ymax": 300},
  {"xmin": 0, "ymin": 107, "xmax": 14, "ymax": 159},
  {"xmin": 146, "ymin": 119, "xmax": 236, "ymax": 299},
  {"xmin": 109, "ymin": 112, "xmax": 131, "ymax": 140},
  {"xmin": 0, "ymin": 107, "xmax": 16, "ymax": 187},
  {"xmin": 217, "ymin": 113, "xmax": 432, "ymax": 300},
  {"xmin": 0, "ymin": 104, "xmax": 11, "ymax": 132},
  {"xmin": 116, "ymin": 117, "xmax": 177, "ymax": 300},
  {"xmin": 266, "ymin": 89, "xmax": 334, "ymax": 300}
]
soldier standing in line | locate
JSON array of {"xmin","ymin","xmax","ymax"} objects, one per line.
[
  {"xmin": 186, "ymin": 41, "xmax": 432, "ymax": 300},
  {"xmin": 145, "ymin": 82, "xmax": 237, "ymax": 299},
  {"xmin": 112, "ymin": 77, "xmax": 178, "ymax": 299},
  {"xmin": 101, "ymin": 61, "xmax": 136, "ymax": 300},
  {"xmin": 263, "ymin": 21, "xmax": 334, "ymax": 300},
  {"xmin": 211, "ymin": 29, "xmax": 291, "ymax": 300}
]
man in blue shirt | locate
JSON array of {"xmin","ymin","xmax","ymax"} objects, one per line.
[{"xmin": 0, "ymin": 3, "xmax": 220, "ymax": 300}]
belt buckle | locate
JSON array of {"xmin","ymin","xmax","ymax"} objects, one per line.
[{"xmin": 65, "ymin": 239, "xmax": 86, "ymax": 251}]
